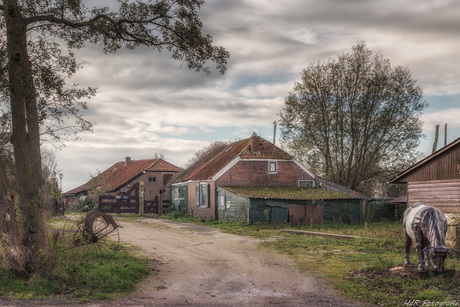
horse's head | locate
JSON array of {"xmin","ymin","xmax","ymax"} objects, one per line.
[{"xmin": 423, "ymin": 246, "xmax": 459, "ymax": 271}]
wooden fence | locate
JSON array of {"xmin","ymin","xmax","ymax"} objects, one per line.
[{"xmin": 98, "ymin": 183, "xmax": 167, "ymax": 214}]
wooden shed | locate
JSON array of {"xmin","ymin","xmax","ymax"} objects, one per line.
[
  {"xmin": 216, "ymin": 186, "xmax": 366, "ymax": 225},
  {"xmin": 389, "ymin": 137, "xmax": 460, "ymax": 213},
  {"xmin": 390, "ymin": 138, "xmax": 460, "ymax": 247}
]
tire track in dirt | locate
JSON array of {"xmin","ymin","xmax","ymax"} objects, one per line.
[{"xmin": 89, "ymin": 218, "xmax": 362, "ymax": 307}]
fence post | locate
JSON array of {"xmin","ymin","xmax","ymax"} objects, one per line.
[
  {"xmin": 158, "ymin": 194, "xmax": 163, "ymax": 216},
  {"xmin": 139, "ymin": 181, "xmax": 145, "ymax": 216}
]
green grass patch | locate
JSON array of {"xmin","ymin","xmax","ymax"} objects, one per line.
[
  {"xmin": 0, "ymin": 225, "xmax": 149, "ymax": 302},
  {"xmin": 161, "ymin": 213, "xmax": 460, "ymax": 306},
  {"xmin": 0, "ymin": 244, "xmax": 148, "ymax": 301}
]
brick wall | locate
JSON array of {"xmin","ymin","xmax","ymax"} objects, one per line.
[
  {"xmin": 187, "ymin": 181, "xmax": 216, "ymax": 219},
  {"xmin": 118, "ymin": 171, "xmax": 176, "ymax": 201},
  {"xmin": 216, "ymin": 160, "xmax": 313, "ymax": 187}
]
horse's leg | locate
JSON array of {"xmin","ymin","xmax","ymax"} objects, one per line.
[
  {"xmin": 405, "ymin": 231, "xmax": 412, "ymax": 265},
  {"xmin": 413, "ymin": 225, "xmax": 425, "ymax": 271}
]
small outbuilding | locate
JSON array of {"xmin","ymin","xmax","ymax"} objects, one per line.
[
  {"xmin": 389, "ymin": 137, "xmax": 460, "ymax": 213},
  {"xmin": 217, "ymin": 186, "xmax": 366, "ymax": 225},
  {"xmin": 390, "ymin": 137, "xmax": 460, "ymax": 246}
]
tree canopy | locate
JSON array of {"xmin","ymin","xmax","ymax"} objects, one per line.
[
  {"xmin": 0, "ymin": 0, "xmax": 228, "ymax": 275},
  {"xmin": 280, "ymin": 43, "xmax": 427, "ymax": 193}
]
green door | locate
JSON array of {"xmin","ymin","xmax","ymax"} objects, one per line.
[
  {"xmin": 178, "ymin": 185, "xmax": 188, "ymax": 213},
  {"xmin": 270, "ymin": 206, "xmax": 288, "ymax": 224}
]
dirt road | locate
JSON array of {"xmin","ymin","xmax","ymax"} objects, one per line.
[
  {"xmin": 0, "ymin": 218, "xmax": 362, "ymax": 307},
  {"xmin": 90, "ymin": 218, "xmax": 360, "ymax": 307}
]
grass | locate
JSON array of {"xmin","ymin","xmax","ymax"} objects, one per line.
[
  {"xmin": 161, "ymin": 212, "xmax": 460, "ymax": 306},
  {"xmin": 0, "ymin": 245, "xmax": 148, "ymax": 301},
  {"xmin": 0, "ymin": 213, "xmax": 149, "ymax": 302},
  {"xmin": 10, "ymin": 211, "xmax": 458, "ymax": 305}
]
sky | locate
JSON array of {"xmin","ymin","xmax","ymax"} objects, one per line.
[{"xmin": 50, "ymin": 0, "xmax": 460, "ymax": 192}]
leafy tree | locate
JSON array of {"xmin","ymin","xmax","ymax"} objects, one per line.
[
  {"xmin": 0, "ymin": 0, "xmax": 229, "ymax": 274},
  {"xmin": 280, "ymin": 43, "xmax": 427, "ymax": 193}
]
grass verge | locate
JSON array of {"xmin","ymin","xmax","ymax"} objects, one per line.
[{"xmin": 0, "ymin": 214, "xmax": 149, "ymax": 303}]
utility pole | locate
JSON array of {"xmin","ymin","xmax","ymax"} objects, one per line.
[
  {"xmin": 444, "ymin": 123, "xmax": 448, "ymax": 146},
  {"xmin": 432, "ymin": 124, "xmax": 439, "ymax": 153},
  {"xmin": 273, "ymin": 120, "xmax": 277, "ymax": 144}
]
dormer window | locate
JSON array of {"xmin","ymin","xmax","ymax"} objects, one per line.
[
  {"xmin": 299, "ymin": 180, "xmax": 315, "ymax": 188},
  {"xmin": 268, "ymin": 161, "xmax": 277, "ymax": 174}
]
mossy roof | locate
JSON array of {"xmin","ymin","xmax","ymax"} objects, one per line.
[
  {"xmin": 179, "ymin": 133, "xmax": 293, "ymax": 181},
  {"xmin": 221, "ymin": 186, "xmax": 364, "ymax": 201}
]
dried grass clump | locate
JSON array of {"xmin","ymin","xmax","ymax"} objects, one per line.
[{"xmin": 0, "ymin": 233, "xmax": 32, "ymax": 276}]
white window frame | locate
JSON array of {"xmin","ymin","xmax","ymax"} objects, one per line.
[
  {"xmin": 298, "ymin": 180, "xmax": 315, "ymax": 188},
  {"xmin": 217, "ymin": 195, "xmax": 225, "ymax": 207},
  {"xmin": 195, "ymin": 183, "xmax": 210, "ymax": 207},
  {"xmin": 268, "ymin": 161, "xmax": 277, "ymax": 174}
]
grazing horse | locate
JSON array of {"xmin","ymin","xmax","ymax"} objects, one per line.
[{"xmin": 403, "ymin": 203, "xmax": 457, "ymax": 271}]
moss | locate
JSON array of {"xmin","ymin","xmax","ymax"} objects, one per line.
[{"xmin": 222, "ymin": 186, "xmax": 357, "ymax": 201}]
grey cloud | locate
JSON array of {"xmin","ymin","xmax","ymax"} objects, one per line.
[{"xmin": 54, "ymin": 0, "xmax": 460, "ymax": 190}]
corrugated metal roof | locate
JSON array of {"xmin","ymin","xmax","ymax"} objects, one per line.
[
  {"xmin": 315, "ymin": 176, "xmax": 369, "ymax": 199},
  {"xmin": 222, "ymin": 186, "xmax": 364, "ymax": 201}
]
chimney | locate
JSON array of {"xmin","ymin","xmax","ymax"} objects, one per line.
[
  {"xmin": 125, "ymin": 156, "xmax": 131, "ymax": 165},
  {"xmin": 251, "ymin": 133, "xmax": 260, "ymax": 153}
]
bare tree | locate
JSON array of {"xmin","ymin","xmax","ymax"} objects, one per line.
[
  {"xmin": 172, "ymin": 140, "xmax": 230, "ymax": 184},
  {"xmin": 0, "ymin": 0, "xmax": 229, "ymax": 274},
  {"xmin": 280, "ymin": 43, "xmax": 427, "ymax": 193}
]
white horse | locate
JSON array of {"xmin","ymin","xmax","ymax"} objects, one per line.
[{"xmin": 403, "ymin": 203, "xmax": 457, "ymax": 271}]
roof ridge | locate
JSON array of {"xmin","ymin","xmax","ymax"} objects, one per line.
[
  {"xmin": 390, "ymin": 137, "xmax": 460, "ymax": 183},
  {"xmin": 234, "ymin": 137, "xmax": 251, "ymax": 157}
]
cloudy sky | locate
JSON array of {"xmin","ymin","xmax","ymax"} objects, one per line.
[{"xmin": 51, "ymin": 0, "xmax": 460, "ymax": 192}]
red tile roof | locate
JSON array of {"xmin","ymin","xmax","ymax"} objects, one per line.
[
  {"xmin": 64, "ymin": 158, "xmax": 182, "ymax": 194},
  {"xmin": 180, "ymin": 133, "xmax": 294, "ymax": 181},
  {"xmin": 63, "ymin": 184, "xmax": 87, "ymax": 196}
]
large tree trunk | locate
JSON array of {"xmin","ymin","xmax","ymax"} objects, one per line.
[
  {"xmin": 0, "ymin": 156, "xmax": 20, "ymax": 241},
  {"xmin": 3, "ymin": 0, "xmax": 49, "ymax": 274}
]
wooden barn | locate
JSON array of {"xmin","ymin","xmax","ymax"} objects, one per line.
[
  {"xmin": 63, "ymin": 157, "xmax": 183, "ymax": 212},
  {"xmin": 390, "ymin": 138, "xmax": 460, "ymax": 246},
  {"xmin": 389, "ymin": 137, "xmax": 460, "ymax": 213}
]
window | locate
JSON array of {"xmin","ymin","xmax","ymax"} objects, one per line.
[
  {"xmin": 195, "ymin": 183, "xmax": 210, "ymax": 207},
  {"xmin": 217, "ymin": 195, "xmax": 225, "ymax": 207},
  {"xmin": 268, "ymin": 161, "xmax": 277, "ymax": 173},
  {"xmin": 299, "ymin": 180, "xmax": 315, "ymax": 188},
  {"xmin": 173, "ymin": 188, "xmax": 179, "ymax": 200},
  {"xmin": 149, "ymin": 176, "xmax": 156, "ymax": 182}
]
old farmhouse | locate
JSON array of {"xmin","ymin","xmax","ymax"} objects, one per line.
[
  {"xmin": 63, "ymin": 157, "xmax": 183, "ymax": 209},
  {"xmin": 171, "ymin": 133, "xmax": 367, "ymax": 224}
]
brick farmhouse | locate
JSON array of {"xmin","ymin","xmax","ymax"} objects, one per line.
[{"xmin": 171, "ymin": 133, "xmax": 366, "ymax": 224}]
